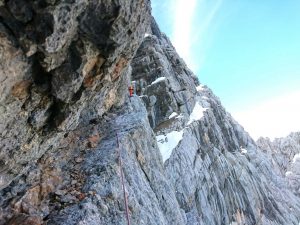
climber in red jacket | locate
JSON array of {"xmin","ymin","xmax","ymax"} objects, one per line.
[{"xmin": 128, "ymin": 85, "xmax": 134, "ymax": 97}]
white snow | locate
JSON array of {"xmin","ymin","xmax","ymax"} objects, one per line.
[
  {"xmin": 196, "ymin": 84, "xmax": 205, "ymax": 92},
  {"xmin": 156, "ymin": 130, "xmax": 184, "ymax": 162},
  {"xmin": 241, "ymin": 148, "xmax": 248, "ymax": 154},
  {"xmin": 156, "ymin": 101, "xmax": 207, "ymax": 162},
  {"xmin": 176, "ymin": 114, "xmax": 184, "ymax": 118},
  {"xmin": 187, "ymin": 102, "xmax": 207, "ymax": 125},
  {"xmin": 285, "ymin": 171, "xmax": 293, "ymax": 176},
  {"xmin": 144, "ymin": 33, "xmax": 150, "ymax": 38},
  {"xmin": 292, "ymin": 153, "xmax": 300, "ymax": 163},
  {"xmin": 151, "ymin": 77, "xmax": 166, "ymax": 85},
  {"xmin": 168, "ymin": 112, "xmax": 178, "ymax": 119}
]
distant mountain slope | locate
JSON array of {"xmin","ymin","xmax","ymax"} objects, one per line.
[{"xmin": 257, "ymin": 132, "xmax": 300, "ymax": 197}]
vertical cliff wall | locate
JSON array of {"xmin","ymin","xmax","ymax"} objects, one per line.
[
  {"xmin": 129, "ymin": 21, "xmax": 300, "ymax": 225},
  {"xmin": 0, "ymin": 1, "xmax": 300, "ymax": 225},
  {"xmin": 0, "ymin": 0, "xmax": 151, "ymax": 223}
]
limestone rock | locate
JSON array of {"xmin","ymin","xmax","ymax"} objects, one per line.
[
  {"xmin": 257, "ymin": 132, "xmax": 300, "ymax": 197},
  {"xmin": 0, "ymin": 0, "xmax": 151, "ymax": 223},
  {"xmin": 0, "ymin": 1, "xmax": 300, "ymax": 225}
]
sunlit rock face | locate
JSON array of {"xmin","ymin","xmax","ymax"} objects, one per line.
[
  {"xmin": 257, "ymin": 133, "xmax": 300, "ymax": 197},
  {"xmin": 130, "ymin": 21, "xmax": 300, "ymax": 224},
  {"xmin": 0, "ymin": 1, "xmax": 300, "ymax": 225}
]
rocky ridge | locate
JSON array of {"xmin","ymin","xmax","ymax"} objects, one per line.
[
  {"xmin": 0, "ymin": 0, "xmax": 300, "ymax": 225},
  {"xmin": 257, "ymin": 132, "xmax": 300, "ymax": 197}
]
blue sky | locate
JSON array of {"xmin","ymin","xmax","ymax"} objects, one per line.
[{"xmin": 152, "ymin": 0, "xmax": 300, "ymax": 139}]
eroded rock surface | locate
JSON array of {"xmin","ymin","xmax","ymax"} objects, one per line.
[
  {"xmin": 0, "ymin": 0, "xmax": 151, "ymax": 223},
  {"xmin": 0, "ymin": 1, "xmax": 300, "ymax": 225},
  {"xmin": 129, "ymin": 24, "xmax": 300, "ymax": 225},
  {"xmin": 257, "ymin": 133, "xmax": 300, "ymax": 197}
]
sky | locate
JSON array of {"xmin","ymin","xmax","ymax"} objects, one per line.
[{"xmin": 151, "ymin": 0, "xmax": 300, "ymax": 140}]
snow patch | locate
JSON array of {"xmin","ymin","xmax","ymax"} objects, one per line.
[
  {"xmin": 196, "ymin": 84, "xmax": 205, "ymax": 91},
  {"xmin": 286, "ymin": 171, "xmax": 293, "ymax": 176},
  {"xmin": 168, "ymin": 112, "xmax": 178, "ymax": 119},
  {"xmin": 176, "ymin": 114, "xmax": 184, "ymax": 119},
  {"xmin": 292, "ymin": 153, "xmax": 300, "ymax": 163},
  {"xmin": 187, "ymin": 102, "xmax": 207, "ymax": 125},
  {"xmin": 241, "ymin": 148, "xmax": 248, "ymax": 154},
  {"xmin": 151, "ymin": 77, "xmax": 166, "ymax": 85},
  {"xmin": 156, "ymin": 130, "xmax": 184, "ymax": 162},
  {"xmin": 144, "ymin": 33, "xmax": 150, "ymax": 37}
]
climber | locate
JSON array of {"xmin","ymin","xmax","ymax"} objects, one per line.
[
  {"xmin": 128, "ymin": 81, "xmax": 136, "ymax": 97},
  {"xmin": 128, "ymin": 85, "xmax": 134, "ymax": 97}
]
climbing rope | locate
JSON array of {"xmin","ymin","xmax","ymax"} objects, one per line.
[{"xmin": 116, "ymin": 133, "xmax": 131, "ymax": 225}]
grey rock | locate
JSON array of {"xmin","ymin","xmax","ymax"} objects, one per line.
[
  {"xmin": 257, "ymin": 132, "xmax": 300, "ymax": 196},
  {"xmin": 51, "ymin": 61, "xmax": 83, "ymax": 103},
  {"xmin": 131, "ymin": 27, "xmax": 197, "ymax": 130},
  {"xmin": 7, "ymin": 0, "xmax": 33, "ymax": 23},
  {"xmin": 45, "ymin": 0, "xmax": 87, "ymax": 54},
  {"xmin": 0, "ymin": 0, "xmax": 151, "ymax": 197},
  {"xmin": 0, "ymin": 1, "xmax": 300, "ymax": 225}
]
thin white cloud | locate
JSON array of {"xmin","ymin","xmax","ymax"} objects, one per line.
[
  {"xmin": 171, "ymin": 0, "xmax": 223, "ymax": 72},
  {"xmin": 192, "ymin": 0, "xmax": 224, "ymax": 44},
  {"xmin": 172, "ymin": 0, "xmax": 198, "ymax": 61},
  {"xmin": 233, "ymin": 91, "xmax": 300, "ymax": 140}
]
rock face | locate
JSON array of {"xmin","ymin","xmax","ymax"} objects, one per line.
[
  {"xmin": 0, "ymin": 0, "xmax": 151, "ymax": 223},
  {"xmin": 0, "ymin": 0, "xmax": 150, "ymax": 192},
  {"xmin": 257, "ymin": 133, "xmax": 300, "ymax": 197},
  {"xmin": 0, "ymin": 1, "xmax": 300, "ymax": 225}
]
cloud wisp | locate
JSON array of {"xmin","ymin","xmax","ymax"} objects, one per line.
[
  {"xmin": 171, "ymin": 0, "xmax": 223, "ymax": 72},
  {"xmin": 172, "ymin": 0, "xmax": 197, "ymax": 62}
]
